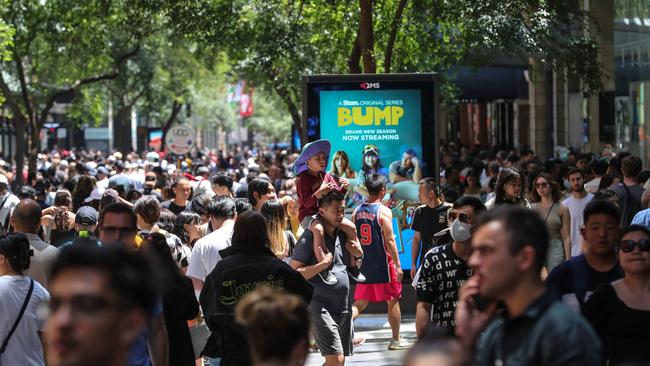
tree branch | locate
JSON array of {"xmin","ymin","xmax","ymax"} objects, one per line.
[
  {"xmin": 37, "ymin": 47, "xmax": 140, "ymax": 129},
  {"xmin": 11, "ymin": 46, "xmax": 34, "ymax": 121},
  {"xmin": 0, "ymin": 73, "xmax": 24, "ymax": 120},
  {"xmin": 126, "ymin": 88, "xmax": 146, "ymax": 109},
  {"xmin": 359, "ymin": 0, "xmax": 376, "ymax": 73},
  {"xmin": 385, "ymin": 0, "xmax": 408, "ymax": 73},
  {"xmin": 349, "ymin": 33, "xmax": 362, "ymax": 73},
  {"xmin": 163, "ymin": 100, "xmax": 182, "ymax": 130}
]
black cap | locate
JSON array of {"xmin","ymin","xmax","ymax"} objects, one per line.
[{"xmin": 75, "ymin": 206, "xmax": 98, "ymax": 226}]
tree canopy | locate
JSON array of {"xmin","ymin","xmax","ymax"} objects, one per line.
[{"xmin": 1, "ymin": 0, "xmax": 607, "ymax": 183}]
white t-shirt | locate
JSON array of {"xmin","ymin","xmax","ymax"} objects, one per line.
[
  {"xmin": 0, "ymin": 192, "xmax": 20, "ymax": 230},
  {"xmin": 0, "ymin": 275, "xmax": 50, "ymax": 366},
  {"xmin": 96, "ymin": 177, "xmax": 109, "ymax": 189},
  {"xmin": 562, "ymin": 193, "xmax": 594, "ymax": 257},
  {"xmin": 186, "ymin": 221, "xmax": 234, "ymax": 282}
]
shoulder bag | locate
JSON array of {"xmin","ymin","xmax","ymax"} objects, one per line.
[{"xmin": 0, "ymin": 278, "xmax": 34, "ymax": 354}]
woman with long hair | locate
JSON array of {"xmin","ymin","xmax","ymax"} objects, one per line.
[
  {"xmin": 485, "ymin": 168, "xmax": 530, "ymax": 209},
  {"xmin": 462, "ymin": 173, "xmax": 482, "ymax": 199},
  {"xmin": 41, "ymin": 189, "xmax": 76, "ymax": 247},
  {"xmin": 0, "ymin": 233, "xmax": 50, "ymax": 366},
  {"xmin": 330, "ymin": 150, "xmax": 356, "ymax": 179},
  {"xmin": 282, "ymin": 194, "xmax": 303, "ymax": 239},
  {"xmin": 357, "ymin": 144, "xmax": 388, "ymax": 183},
  {"xmin": 355, "ymin": 145, "xmax": 388, "ymax": 201},
  {"xmin": 172, "ymin": 211, "xmax": 202, "ymax": 247},
  {"xmin": 71, "ymin": 175, "xmax": 95, "ymax": 212},
  {"xmin": 141, "ymin": 232, "xmax": 199, "ymax": 366},
  {"xmin": 583, "ymin": 225, "xmax": 650, "ymax": 365},
  {"xmin": 530, "ymin": 173, "xmax": 572, "ymax": 270},
  {"xmin": 261, "ymin": 200, "xmax": 296, "ymax": 261}
]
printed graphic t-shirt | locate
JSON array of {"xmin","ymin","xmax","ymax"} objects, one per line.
[{"xmin": 415, "ymin": 242, "xmax": 472, "ymax": 328}]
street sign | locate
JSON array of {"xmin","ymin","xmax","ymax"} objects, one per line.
[{"xmin": 165, "ymin": 125, "xmax": 195, "ymax": 155}]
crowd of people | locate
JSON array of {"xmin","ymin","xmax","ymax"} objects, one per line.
[{"xmin": 0, "ymin": 140, "xmax": 648, "ymax": 366}]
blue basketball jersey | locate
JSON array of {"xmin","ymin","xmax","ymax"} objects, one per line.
[{"xmin": 354, "ymin": 203, "xmax": 391, "ymax": 284}]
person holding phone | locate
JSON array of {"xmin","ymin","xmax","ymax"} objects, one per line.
[
  {"xmin": 414, "ymin": 196, "xmax": 485, "ymax": 338},
  {"xmin": 455, "ymin": 207, "xmax": 602, "ymax": 365}
]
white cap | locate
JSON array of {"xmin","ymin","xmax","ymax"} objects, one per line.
[
  {"xmin": 194, "ymin": 179, "xmax": 215, "ymax": 198},
  {"xmin": 0, "ymin": 174, "xmax": 7, "ymax": 185},
  {"xmin": 85, "ymin": 187, "xmax": 106, "ymax": 203}
]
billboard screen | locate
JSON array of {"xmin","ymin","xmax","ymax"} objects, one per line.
[
  {"xmin": 319, "ymin": 88, "xmax": 423, "ymax": 175},
  {"xmin": 303, "ymin": 74, "xmax": 438, "ymax": 202}
]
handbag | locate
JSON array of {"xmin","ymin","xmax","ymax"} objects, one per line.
[
  {"xmin": 189, "ymin": 320, "xmax": 210, "ymax": 359},
  {"xmin": 0, "ymin": 279, "xmax": 34, "ymax": 354}
]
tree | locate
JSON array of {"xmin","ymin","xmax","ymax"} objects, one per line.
[
  {"xmin": 165, "ymin": 0, "xmax": 605, "ymax": 144},
  {"xmin": 0, "ymin": 0, "xmax": 159, "ymax": 184}
]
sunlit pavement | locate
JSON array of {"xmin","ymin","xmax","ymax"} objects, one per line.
[{"xmin": 306, "ymin": 315, "xmax": 416, "ymax": 366}]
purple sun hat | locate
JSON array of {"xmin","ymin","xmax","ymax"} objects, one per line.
[{"xmin": 294, "ymin": 139, "xmax": 331, "ymax": 175}]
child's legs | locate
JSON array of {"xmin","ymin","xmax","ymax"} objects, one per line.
[
  {"xmin": 340, "ymin": 218, "xmax": 359, "ymax": 267},
  {"xmin": 309, "ymin": 218, "xmax": 328, "ymax": 262},
  {"xmin": 340, "ymin": 217, "xmax": 357, "ymax": 243}
]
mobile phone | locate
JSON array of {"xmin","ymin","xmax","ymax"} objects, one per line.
[{"xmin": 472, "ymin": 294, "xmax": 496, "ymax": 311}]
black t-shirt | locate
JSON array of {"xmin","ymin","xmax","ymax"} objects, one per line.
[
  {"xmin": 415, "ymin": 242, "xmax": 472, "ymax": 328},
  {"xmin": 410, "ymin": 203, "xmax": 450, "ymax": 267},
  {"xmin": 162, "ymin": 200, "xmax": 186, "ymax": 216},
  {"xmin": 546, "ymin": 254, "xmax": 624, "ymax": 312},
  {"xmin": 583, "ymin": 284, "xmax": 650, "ymax": 365}
]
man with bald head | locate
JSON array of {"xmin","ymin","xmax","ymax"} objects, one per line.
[{"xmin": 11, "ymin": 198, "xmax": 59, "ymax": 288}]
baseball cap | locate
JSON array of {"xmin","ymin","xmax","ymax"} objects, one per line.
[
  {"xmin": 100, "ymin": 189, "xmax": 120, "ymax": 208},
  {"xmin": 0, "ymin": 174, "xmax": 8, "ymax": 185},
  {"xmin": 85, "ymin": 187, "xmax": 106, "ymax": 203},
  {"xmin": 75, "ymin": 206, "xmax": 99, "ymax": 226},
  {"xmin": 97, "ymin": 167, "xmax": 110, "ymax": 176}
]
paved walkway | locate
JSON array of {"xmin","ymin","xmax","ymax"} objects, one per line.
[{"xmin": 305, "ymin": 315, "xmax": 416, "ymax": 366}]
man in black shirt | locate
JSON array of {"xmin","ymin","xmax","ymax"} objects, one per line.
[
  {"xmin": 546, "ymin": 200, "xmax": 623, "ymax": 312},
  {"xmin": 410, "ymin": 177, "xmax": 450, "ymax": 278},
  {"xmin": 162, "ymin": 178, "xmax": 191, "ymax": 215},
  {"xmin": 415, "ymin": 196, "xmax": 485, "ymax": 337},
  {"xmin": 455, "ymin": 207, "xmax": 601, "ymax": 365}
]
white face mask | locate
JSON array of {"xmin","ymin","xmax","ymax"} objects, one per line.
[{"xmin": 450, "ymin": 219, "xmax": 472, "ymax": 242}]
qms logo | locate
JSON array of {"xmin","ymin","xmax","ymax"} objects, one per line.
[{"xmin": 360, "ymin": 82, "xmax": 380, "ymax": 89}]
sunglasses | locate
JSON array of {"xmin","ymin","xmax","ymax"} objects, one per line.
[
  {"xmin": 448, "ymin": 211, "xmax": 472, "ymax": 223},
  {"xmin": 619, "ymin": 239, "xmax": 650, "ymax": 253},
  {"xmin": 535, "ymin": 182, "xmax": 549, "ymax": 188}
]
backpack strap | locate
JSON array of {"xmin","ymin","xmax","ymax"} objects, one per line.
[
  {"xmin": 0, "ymin": 278, "xmax": 34, "ymax": 353},
  {"xmin": 570, "ymin": 255, "xmax": 589, "ymax": 308}
]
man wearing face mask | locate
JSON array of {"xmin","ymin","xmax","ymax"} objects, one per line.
[{"xmin": 414, "ymin": 196, "xmax": 486, "ymax": 338}]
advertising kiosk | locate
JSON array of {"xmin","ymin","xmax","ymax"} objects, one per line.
[{"xmin": 302, "ymin": 74, "xmax": 439, "ymax": 272}]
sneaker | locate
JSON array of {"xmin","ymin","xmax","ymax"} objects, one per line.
[
  {"xmin": 319, "ymin": 270, "xmax": 338, "ymax": 285},
  {"xmin": 347, "ymin": 266, "xmax": 366, "ymax": 283},
  {"xmin": 387, "ymin": 337, "xmax": 409, "ymax": 350}
]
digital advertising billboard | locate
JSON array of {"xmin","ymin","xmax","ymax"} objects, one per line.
[{"xmin": 303, "ymin": 74, "xmax": 438, "ymax": 201}]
